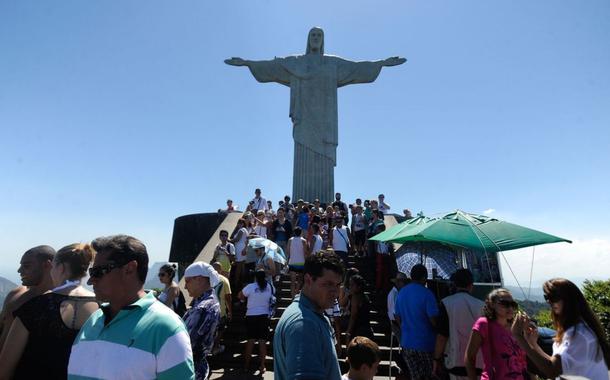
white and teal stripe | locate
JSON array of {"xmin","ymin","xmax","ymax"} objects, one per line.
[{"xmin": 68, "ymin": 292, "xmax": 194, "ymax": 380}]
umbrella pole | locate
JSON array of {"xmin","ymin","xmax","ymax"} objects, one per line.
[
  {"xmin": 527, "ymin": 246, "xmax": 535, "ymax": 300},
  {"xmin": 389, "ymin": 330, "xmax": 393, "ymax": 380}
]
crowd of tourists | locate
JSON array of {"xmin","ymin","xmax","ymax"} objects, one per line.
[{"xmin": 0, "ymin": 188, "xmax": 608, "ymax": 380}]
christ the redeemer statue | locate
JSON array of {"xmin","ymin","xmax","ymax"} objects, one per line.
[{"xmin": 225, "ymin": 27, "xmax": 405, "ymax": 203}]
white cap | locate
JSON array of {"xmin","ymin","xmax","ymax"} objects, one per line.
[{"xmin": 184, "ymin": 261, "xmax": 219, "ymax": 287}]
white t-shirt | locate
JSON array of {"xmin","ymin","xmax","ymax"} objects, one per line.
[
  {"xmin": 288, "ymin": 236, "xmax": 306, "ymax": 265},
  {"xmin": 387, "ymin": 286, "xmax": 398, "ymax": 321},
  {"xmin": 552, "ymin": 322, "xmax": 609, "ymax": 380},
  {"xmin": 234, "ymin": 227, "xmax": 248, "ymax": 262},
  {"xmin": 378, "ymin": 199, "xmax": 391, "ymax": 214},
  {"xmin": 311, "ymin": 234, "xmax": 323, "ymax": 254},
  {"xmin": 332, "ymin": 226, "xmax": 349, "ymax": 252},
  {"xmin": 254, "ymin": 224, "xmax": 267, "ymax": 238},
  {"xmin": 242, "ymin": 282, "xmax": 274, "ymax": 316},
  {"xmin": 251, "ymin": 196, "xmax": 268, "ymax": 211}
]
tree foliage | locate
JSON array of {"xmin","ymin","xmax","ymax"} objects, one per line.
[{"xmin": 582, "ymin": 279, "xmax": 610, "ymax": 340}]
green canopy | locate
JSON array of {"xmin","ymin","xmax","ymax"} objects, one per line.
[{"xmin": 370, "ymin": 210, "xmax": 571, "ymax": 252}]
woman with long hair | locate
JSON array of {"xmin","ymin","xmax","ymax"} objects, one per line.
[
  {"xmin": 464, "ymin": 288, "xmax": 528, "ymax": 380},
  {"xmin": 157, "ymin": 263, "xmax": 186, "ymax": 317},
  {"xmin": 345, "ymin": 274, "xmax": 374, "ymax": 341},
  {"xmin": 0, "ymin": 243, "xmax": 98, "ymax": 379},
  {"xmin": 238, "ymin": 269, "xmax": 275, "ymax": 375},
  {"xmin": 512, "ymin": 278, "xmax": 610, "ymax": 379}
]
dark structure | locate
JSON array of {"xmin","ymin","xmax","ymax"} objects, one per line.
[{"xmin": 169, "ymin": 213, "xmax": 228, "ymax": 278}]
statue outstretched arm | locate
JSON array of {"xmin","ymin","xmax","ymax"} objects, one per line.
[
  {"xmin": 225, "ymin": 57, "xmax": 291, "ymax": 86},
  {"xmin": 380, "ymin": 56, "xmax": 407, "ymax": 67},
  {"xmin": 224, "ymin": 57, "xmax": 251, "ymax": 67}
]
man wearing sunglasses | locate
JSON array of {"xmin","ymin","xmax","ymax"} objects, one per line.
[{"xmin": 68, "ymin": 235, "xmax": 195, "ymax": 380}]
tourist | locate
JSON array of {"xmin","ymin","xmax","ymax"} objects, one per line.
[
  {"xmin": 157, "ymin": 263, "xmax": 187, "ymax": 317},
  {"xmin": 464, "ymin": 288, "xmax": 527, "ymax": 380},
  {"xmin": 238, "ymin": 269, "xmax": 275, "ymax": 374},
  {"xmin": 230, "ymin": 218, "xmax": 249, "ymax": 290},
  {"xmin": 251, "ymin": 188, "xmax": 268, "ymax": 211},
  {"xmin": 433, "ymin": 269, "xmax": 484, "ymax": 380},
  {"xmin": 0, "ymin": 243, "xmax": 97, "ymax": 379},
  {"xmin": 378, "ymin": 193, "xmax": 391, "ymax": 215},
  {"xmin": 252, "ymin": 240, "xmax": 276, "ymax": 284},
  {"xmin": 296, "ymin": 204, "xmax": 310, "ymax": 234},
  {"xmin": 345, "ymin": 274, "xmax": 373, "ymax": 340},
  {"xmin": 253, "ymin": 210, "xmax": 268, "ymax": 238},
  {"xmin": 183, "ymin": 261, "xmax": 221, "ymax": 380},
  {"xmin": 273, "ymin": 250, "xmax": 345, "ymax": 380},
  {"xmin": 351, "ymin": 205, "xmax": 367, "ymax": 257},
  {"xmin": 330, "ymin": 216, "xmax": 351, "ymax": 264},
  {"xmin": 374, "ymin": 224, "xmax": 392, "ymax": 291},
  {"xmin": 511, "ymin": 278, "xmax": 610, "ymax": 380},
  {"xmin": 266, "ymin": 199, "xmax": 273, "ymax": 212},
  {"xmin": 332, "ymin": 192, "xmax": 349, "ymax": 223},
  {"xmin": 394, "ymin": 264, "xmax": 439, "ymax": 380},
  {"xmin": 211, "ymin": 229, "xmax": 235, "ymax": 277},
  {"xmin": 342, "ymin": 336, "xmax": 381, "ymax": 380},
  {"xmin": 225, "ymin": 199, "xmax": 236, "ymax": 212},
  {"xmin": 286, "ymin": 226, "xmax": 308, "ymax": 297},
  {"xmin": 339, "ymin": 267, "xmax": 360, "ymax": 323},
  {"xmin": 68, "ymin": 235, "xmax": 194, "ymax": 379},
  {"xmin": 366, "ymin": 210, "xmax": 383, "ymax": 258},
  {"xmin": 310, "ymin": 223, "xmax": 323, "ymax": 254},
  {"xmin": 387, "ymin": 272, "xmax": 408, "ymax": 337},
  {"xmin": 403, "ymin": 209, "xmax": 413, "ymax": 220},
  {"xmin": 211, "ymin": 262, "xmax": 232, "ymax": 355},
  {"xmin": 0, "ymin": 245, "xmax": 55, "ymax": 348},
  {"xmin": 271, "ymin": 208, "xmax": 292, "ymax": 251}
]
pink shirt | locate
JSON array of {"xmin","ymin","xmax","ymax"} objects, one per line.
[{"xmin": 472, "ymin": 317, "xmax": 527, "ymax": 380}]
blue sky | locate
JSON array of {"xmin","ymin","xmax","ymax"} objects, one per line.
[{"xmin": 1, "ymin": 1, "xmax": 609, "ymax": 288}]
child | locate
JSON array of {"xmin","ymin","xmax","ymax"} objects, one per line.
[{"xmin": 343, "ymin": 336, "xmax": 381, "ymax": 380}]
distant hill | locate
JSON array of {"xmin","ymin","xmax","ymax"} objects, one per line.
[
  {"xmin": 505, "ymin": 285, "xmax": 546, "ymax": 303},
  {"xmin": 0, "ymin": 276, "xmax": 19, "ymax": 306}
]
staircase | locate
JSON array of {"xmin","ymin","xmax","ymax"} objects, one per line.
[{"xmin": 208, "ymin": 254, "xmax": 403, "ymax": 378}]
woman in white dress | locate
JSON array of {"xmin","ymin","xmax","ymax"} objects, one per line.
[{"xmin": 512, "ymin": 278, "xmax": 610, "ymax": 380}]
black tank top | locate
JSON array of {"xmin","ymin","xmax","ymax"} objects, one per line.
[{"xmin": 13, "ymin": 292, "xmax": 96, "ymax": 380}]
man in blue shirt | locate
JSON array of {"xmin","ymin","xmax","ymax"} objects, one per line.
[
  {"xmin": 273, "ymin": 250, "xmax": 344, "ymax": 380},
  {"xmin": 395, "ymin": 264, "xmax": 439, "ymax": 380}
]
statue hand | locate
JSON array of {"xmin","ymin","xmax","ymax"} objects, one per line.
[
  {"xmin": 225, "ymin": 57, "xmax": 248, "ymax": 66},
  {"xmin": 383, "ymin": 57, "xmax": 407, "ymax": 66}
]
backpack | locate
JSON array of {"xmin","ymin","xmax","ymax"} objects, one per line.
[{"xmin": 174, "ymin": 290, "xmax": 187, "ymax": 317}]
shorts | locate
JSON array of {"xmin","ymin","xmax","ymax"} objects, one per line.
[
  {"xmin": 245, "ymin": 314, "xmax": 270, "ymax": 340},
  {"xmin": 289, "ymin": 264, "xmax": 304, "ymax": 273},
  {"xmin": 353, "ymin": 229, "xmax": 366, "ymax": 245},
  {"xmin": 401, "ymin": 348, "xmax": 434, "ymax": 380}
]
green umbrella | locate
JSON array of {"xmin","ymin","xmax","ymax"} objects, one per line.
[{"xmin": 370, "ymin": 210, "xmax": 571, "ymax": 252}]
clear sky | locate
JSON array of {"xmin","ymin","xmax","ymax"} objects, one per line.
[{"xmin": 1, "ymin": 1, "xmax": 609, "ymax": 289}]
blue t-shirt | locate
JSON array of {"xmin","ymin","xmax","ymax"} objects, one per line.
[
  {"xmin": 273, "ymin": 294, "xmax": 341, "ymax": 380},
  {"xmin": 297, "ymin": 212, "xmax": 309, "ymax": 230},
  {"xmin": 394, "ymin": 282, "xmax": 439, "ymax": 352}
]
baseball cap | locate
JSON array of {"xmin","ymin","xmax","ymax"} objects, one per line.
[{"xmin": 184, "ymin": 261, "xmax": 219, "ymax": 287}]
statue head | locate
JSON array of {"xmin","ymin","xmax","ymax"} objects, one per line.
[{"xmin": 306, "ymin": 27, "xmax": 324, "ymax": 55}]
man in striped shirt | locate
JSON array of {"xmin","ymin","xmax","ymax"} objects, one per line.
[{"xmin": 68, "ymin": 235, "xmax": 194, "ymax": 380}]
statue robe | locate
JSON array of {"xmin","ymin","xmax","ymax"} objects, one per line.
[{"xmin": 247, "ymin": 54, "xmax": 383, "ymax": 203}]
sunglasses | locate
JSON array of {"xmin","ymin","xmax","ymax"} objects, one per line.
[
  {"xmin": 544, "ymin": 294, "xmax": 560, "ymax": 303},
  {"xmin": 497, "ymin": 299, "xmax": 518, "ymax": 309},
  {"xmin": 88, "ymin": 262, "xmax": 127, "ymax": 279}
]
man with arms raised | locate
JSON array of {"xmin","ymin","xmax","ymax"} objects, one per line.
[
  {"xmin": 0, "ymin": 245, "xmax": 55, "ymax": 348},
  {"xmin": 274, "ymin": 250, "xmax": 345, "ymax": 380},
  {"xmin": 68, "ymin": 235, "xmax": 194, "ymax": 379}
]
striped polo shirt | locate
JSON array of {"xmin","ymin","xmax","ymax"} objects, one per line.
[{"xmin": 68, "ymin": 292, "xmax": 194, "ymax": 380}]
